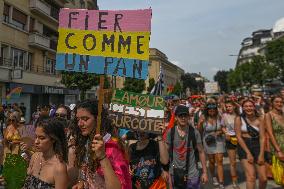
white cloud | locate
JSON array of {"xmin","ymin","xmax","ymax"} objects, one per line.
[{"xmin": 210, "ymin": 67, "xmax": 220, "ymax": 72}]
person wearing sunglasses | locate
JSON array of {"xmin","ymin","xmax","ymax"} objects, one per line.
[
  {"xmin": 197, "ymin": 99, "xmax": 225, "ymax": 189},
  {"xmin": 55, "ymin": 105, "xmax": 71, "ymax": 120}
]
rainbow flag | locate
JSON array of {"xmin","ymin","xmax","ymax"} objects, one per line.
[{"xmin": 6, "ymin": 87, "xmax": 22, "ymax": 100}]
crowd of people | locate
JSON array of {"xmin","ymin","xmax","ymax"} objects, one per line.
[{"xmin": 0, "ymin": 89, "xmax": 284, "ymax": 189}]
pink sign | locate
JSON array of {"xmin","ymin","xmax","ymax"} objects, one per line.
[{"xmin": 59, "ymin": 8, "xmax": 152, "ymax": 32}]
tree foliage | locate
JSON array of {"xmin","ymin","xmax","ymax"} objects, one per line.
[
  {"xmin": 147, "ymin": 78, "xmax": 155, "ymax": 93},
  {"xmin": 213, "ymin": 70, "xmax": 230, "ymax": 93},
  {"xmin": 265, "ymin": 37, "xmax": 284, "ymax": 81},
  {"xmin": 181, "ymin": 73, "xmax": 204, "ymax": 94},
  {"xmin": 173, "ymin": 81, "xmax": 182, "ymax": 95},
  {"xmin": 123, "ymin": 78, "xmax": 145, "ymax": 93},
  {"xmin": 227, "ymin": 56, "xmax": 278, "ymax": 91},
  {"xmin": 61, "ymin": 72, "xmax": 99, "ymax": 100}
]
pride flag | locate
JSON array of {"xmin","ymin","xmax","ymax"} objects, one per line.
[{"xmin": 6, "ymin": 87, "xmax": 22, "ymax": 100}]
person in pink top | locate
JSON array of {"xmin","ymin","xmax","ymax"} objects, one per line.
[{"xmin": 68, "ymin": 99, "xmax": 132, "ymax": 189}]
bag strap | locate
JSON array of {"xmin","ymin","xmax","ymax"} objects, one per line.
[
  {"xmin": 170, "ymin": 125, "xmax": 175, "ymax": 161},
  {"xmin": 241, "ymin": 115, "xmax": 259, "ymax": 136},
  {"xmin": 185, "ymin": 126, "xmax": 195, "ymax": 175}
]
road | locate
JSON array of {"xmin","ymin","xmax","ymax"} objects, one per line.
[{"xmin": 200, "ymin": 157, "xmax": 282, "ymax": 189}]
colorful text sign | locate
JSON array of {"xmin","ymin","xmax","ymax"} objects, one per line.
[
  {"xmin": 56, "ymin": 9, "xmax": 152, "ymax": 79},
  {"xmin": 109, "ymin": 89, "xmax": 165, "ymax": 133}
]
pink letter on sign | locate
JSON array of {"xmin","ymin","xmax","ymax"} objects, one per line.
[{"xmin": 59, "ymin": 8, "xmax": 152, "ymax": 32}]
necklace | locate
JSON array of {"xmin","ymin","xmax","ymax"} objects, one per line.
[{"xmin": 38, "ymin": 155, "xmax": 52, "ymax": 176}]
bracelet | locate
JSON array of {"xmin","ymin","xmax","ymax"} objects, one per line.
[{"xmin": 98, "ymin": 154, "xmax": 107, "ymax": 162}]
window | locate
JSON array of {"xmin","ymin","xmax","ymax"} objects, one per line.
[
  {"xmin": 25, "ymin": 53, "xmax": 32, "ymax": 71},
  {"xmin": 45, "ymin": 58, "xmax": 55, "ymax": 74},
  {"xmin": 11, "ymin": 48, "xmax": 30, "ymax": 70},
  {"xmin": 12, "ymin": 8, "xmax": 27, "ymax": 30},
  {"xmin": 3, "ymin": 4, "xmax": 10, "ymax": 23}
]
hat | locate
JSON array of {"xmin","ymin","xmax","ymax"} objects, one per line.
[
  {"xmin": 175, "ymin": 105, "xmax": 189, "ymax": 116},
  {"xmin": 20, "ymin": 117, "xmax": 25, "ymax": 123},
  {"xmin": 173, "ymin": 95, "xmax": 180, "ymax": 101}
]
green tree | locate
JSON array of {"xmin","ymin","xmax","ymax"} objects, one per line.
[
  {"xmin": 123, "ymin": 78, "xmax": 145, "ymax": 93},
  {"xmin": 181, "ymin": 73, "xmax": 198, "ymax": 93},
  {"xmin": 173, "ymin": 81, "xmax": 182, "ymax": 95},
  {"xmin": 214, "ymin": 70, "xmax": 230, "ymax": 93},
  {"xmin": 265, "ymin": 37, "xmax": 284, "ymax": 81},
  {"xmin": 61, "ymin": 72, "xmax": 99, "ymax": 100},
  {"xmin": 227, "ymin": 56, "xmax": 279, "ymax": 91},
  {"xmin": 147, "ymin": 78, "xmax": 155, "ymax": 93},
  {"xmin": 227, "ymin": 69, "xmax": 239, "ymax": 91}
]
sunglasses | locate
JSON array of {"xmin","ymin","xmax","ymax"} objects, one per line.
[
  {"xmin": 207, "ymin": 104, "xmax": 217, "ymax": 109},
  {"xmin": 55, "ymin": 113, "xmax": 67, "ymax": 118},
  {"xmin": 177, "ymin": 113, "xmax": 189, "ymax": 118}
]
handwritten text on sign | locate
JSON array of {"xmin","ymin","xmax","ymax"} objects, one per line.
[
  {"xmin": 109, "ymin": 90, "xmax": 165, "ymax": 134},
  {"xmin": 56, "ymin": 9, "xmax": 151, "ymax": 79}
]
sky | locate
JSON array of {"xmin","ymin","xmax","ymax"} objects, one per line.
[{"xmin": 98, "ymin": 0, "xmax": 284, "ymax": 80}]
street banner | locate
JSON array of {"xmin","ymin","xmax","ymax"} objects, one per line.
[
  {"xmin": 56, "ymin": 8, "xmax": 152, "ymax": 80},
  {"xmin": 109, "ymin": 89, "xmax": 165, "ymax": 134}
]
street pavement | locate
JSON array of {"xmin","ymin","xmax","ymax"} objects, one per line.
[{"xmin": 201, "ymin": 157, "xmax": 282, "ymax": 189}]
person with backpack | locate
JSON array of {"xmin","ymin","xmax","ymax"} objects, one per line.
[{"xmin": 166, "ymin": 105, "xmax": 208, "ymax": 189}]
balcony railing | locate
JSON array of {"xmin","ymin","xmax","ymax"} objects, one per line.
[
  {"xmin": 29, "ymin": 0, "xmax": 59, "ymax": 22},
  {"xmin": 29, "ymin": 33, "xmax": 57, "ymax": 52},
  {"xmin": 0, "ymin": 57, "xmax": 13, "ymax": 67},
  {"xmin": 0, "ymin": 57, "xmax": 57, "ymax": 75}
]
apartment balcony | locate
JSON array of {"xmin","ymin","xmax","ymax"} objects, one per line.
[
  {"xmin": 29, "ymin": 0, "xmax": 59, "ymax": 23},
  {"xmin": 28, "ymin": 33, "xmax": 57, "ymax": 52}
]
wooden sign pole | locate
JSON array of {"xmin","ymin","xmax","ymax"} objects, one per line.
[{"xmin": 96, "ymin": 75, "xmax": 105, "ymax": 134}]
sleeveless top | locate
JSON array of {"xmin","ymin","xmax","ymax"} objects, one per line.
[
  {"xmin": 22, "ymin": 175, "xmax": 54, "ymax": 189},
  {"xmin": 271, "ymin": 117, "xmax": 284, "ymax": 153},
  {"xmin": 240, "ymin": 117, "xmax": 259, "ymax": 133},
  {"xmin": 221, "ymin": 113, "xmax": 236, "ymax": 136}
]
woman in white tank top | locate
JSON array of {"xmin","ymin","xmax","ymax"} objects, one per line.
[
  {"xmin": 221, "ymin": 100, "xmax": 239, "ymax": 188},
  {"xmin": 235, "ymin": 99, "xmax": 267, "ymax": 189}
]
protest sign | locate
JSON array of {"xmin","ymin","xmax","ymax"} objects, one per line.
[
  {"xmin": 109, "ymin": 89, "xmax": 165, "ymax": 134},
  {"xmin": 205, "ymin": 82, "xmax": 220, "ymax": 94},
  {"xmin": 56, "ymin": 9, "xmax": 152, "ymax": 80}
]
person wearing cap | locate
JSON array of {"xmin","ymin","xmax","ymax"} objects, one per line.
[{"xmin": 166, "ymin": 105, "xmax": 208, "ymax": 189}]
